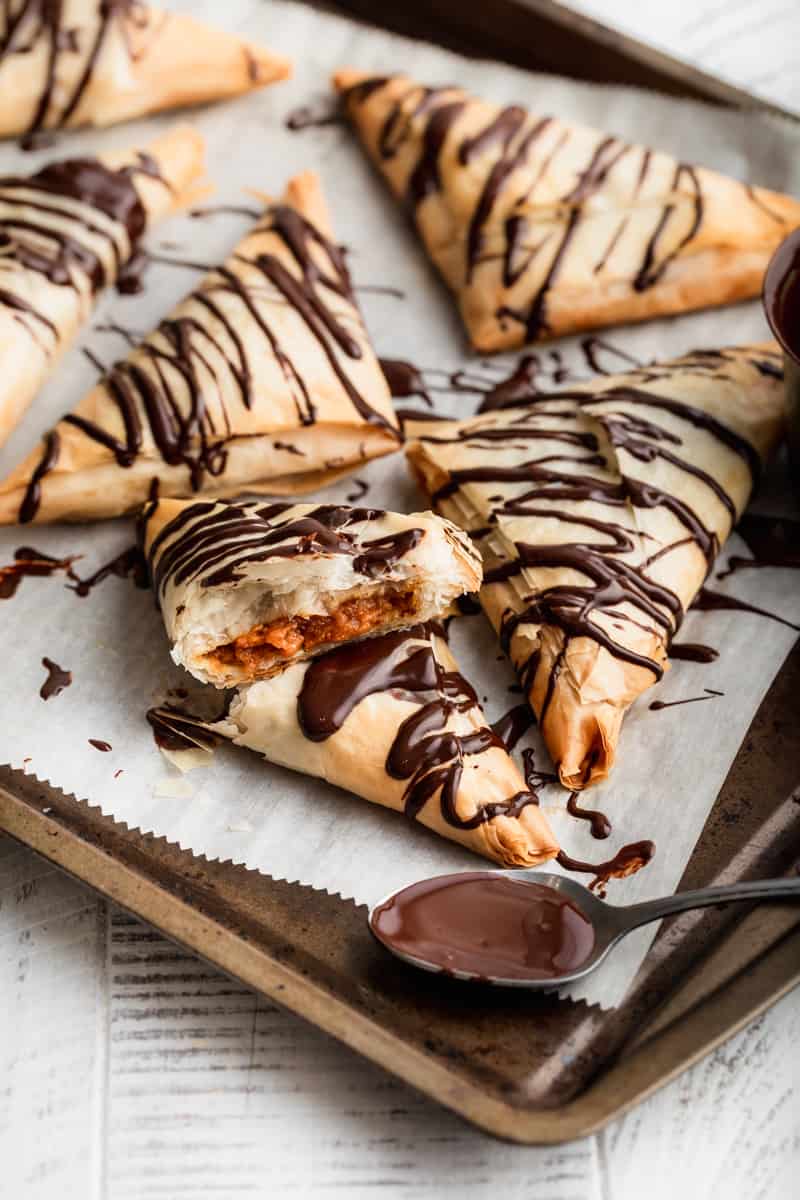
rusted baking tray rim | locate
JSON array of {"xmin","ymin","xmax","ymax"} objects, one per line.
[{"xmin": 1, "ymin": 764, "xmax": 798, "ymax": 1143}]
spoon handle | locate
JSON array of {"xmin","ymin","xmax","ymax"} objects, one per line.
[{"xmin": 619, "ymin": 874, "xmax": 800, "ymax": 931}]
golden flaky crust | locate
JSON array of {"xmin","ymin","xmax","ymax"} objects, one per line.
[
  {"xmin": 0, "ymin": 124, "xmax": 206, "ymax": 447},
  {"xmin": 0, "ymin": 1, "xmax": 290, "ymax": 138},
  {"xmin": 142, "ymin": 497, "xmax": 483, "ymax": 687},
  {"xmin": 0, "ymin": 171, "xmax": 401, "ymax": 524},
  {"xmin": 406, "ymin": 344, "xmax": 785, "ymax": 788},
  {"xmin": 334, "ymin": 70, "xmax": 800, "ymax": 350},
  {"xmin": 219, "ymin": 627, "xmax": 559, "ymax": 867}
]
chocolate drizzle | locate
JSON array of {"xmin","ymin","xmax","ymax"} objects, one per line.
[
  {"xmin": 649, "ymin": 687, "xmax": 723, "ymax": 712},
  {"xmin": 67, "ymin": 544, "xmax": 148, "ymax": 597},
  {"xmin": 18, "ymin": 197, "xmax": 398, "ymax": 518},
  {"xmin": 39, "ymin": 655, "xmax": 71, "ymax": 700},
  {"xmin": 0, "ymin": 542, "xmax": 75, "ymax": 597},
  {"xmin": 344, "ymin": 79, "xmax": 717, "ymax": 341},
  {"xmin": 285, "ymin": 99, "xmax": 344, "ymax": 132},
  {"xmin": 296, "ymin": 626, "xmax": 538, "ymax": 831},
  {"xmin": 693, "ymin": 587, "xmax": 800, "ymax": 632},
  {"xmin": 668, "ymin": 641, "xmax": 718, "ymax": 663},
  {"xmin": 490, "ymin": 702, "xmax": 535, "ymax": 752},
  {"xmin": 1, "ymin": 1, "xmax": 149, "ymax": 140},
  {"xmin": 145, "ymin": 500, "xmax": 424, "ymax": 601},
  {"xmin": 380, "ymin": 358, "xmax": 432, "ymax": 408},
  {"xmin": 1, "ymin": 152, "xmax": 166, "ymax": 485},
  {"xmin": 556, "ymin": 841, "xmax": 655, "ymax": 896},
  {"xmin": 566, "ymin": 790, "xmax": 611, "ymax": 839},
  {"xmin": 413, "ymin": 350, "xmax": 776, "ymax": 745}
]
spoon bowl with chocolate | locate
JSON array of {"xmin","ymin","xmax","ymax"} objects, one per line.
[{"xmin": 369, "ymin": 870, "xmax": 800, "ymax": 989}]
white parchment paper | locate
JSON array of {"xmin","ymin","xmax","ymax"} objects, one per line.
[{"xmin": 1, "ymin": 0, "xmax": 799, "ymax": 1009}]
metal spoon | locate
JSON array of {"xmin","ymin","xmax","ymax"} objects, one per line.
[{"xmin": 368, "ymin": 869, "xmax": 800, "ymax": 989}]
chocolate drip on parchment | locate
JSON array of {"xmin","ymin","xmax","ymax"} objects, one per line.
[
  {"xmin": 668, "ymin": 641, "xmax": 718, "ymax": 663},
  {"xmin": 296, "ymin": 625, "xmax": 539, "ymax": 831},
  {"xmin": 145, "ymin": 500, "xmax": 423, "ymax": 601},
  {"xmin": 490, "ymin": 702, "xmax": 535, "ymax": 752},
  {"xmin": 0, "ymin": 542, "xmax": 75, "ymax": 598},
  {"xmin": 39, "ymin": 655, "xmax": 71, "ymax": 699},
  {"xmin": 556, "ymin": 841, "xmax": 655, "ymax": 897},
  {"xmin": 566, "ymin": 790, "xmax": 611, "ymax": 839},
  {"xmin": 68, "ymin": 543, "xmax": 148, "ymax": 597},
  {"xmin": 649, "ymin": 687, "xmax": 723, "ymax": 712},
  {"xmin": 343, "ymin": 77, "xmax": 785, "ymax": 341},
  {"xmin": 19, "ymin": 202, "xmax": 397, "ymax": 520}
]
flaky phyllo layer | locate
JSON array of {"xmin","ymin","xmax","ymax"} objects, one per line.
[
  {"xmin": 142, "ymin": 497, "xmax": 482, "ymax": 687},
  {"xmin": 406, "ymin": 345, "xmax": 785, "ymax": 789},
  {"xmin": 216, "ymin": 625, "xmax": 559, "ymax": 867},
  {"xmin": 335, "ymin": 71, "xmax": 800, "ymax": 350}
]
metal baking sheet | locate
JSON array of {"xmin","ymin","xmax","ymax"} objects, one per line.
[
  {"xmin": 1, "ymin": 0, "xmax": 798, "ymax": 1143},
  {"xmin": 2, "ymin": 637, "xmax": 798, "ymax": 1141}
]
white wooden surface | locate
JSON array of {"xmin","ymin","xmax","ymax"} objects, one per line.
[{"xmin": 2, "ymin": 3, "xmax": 799, "ymax": 1196}]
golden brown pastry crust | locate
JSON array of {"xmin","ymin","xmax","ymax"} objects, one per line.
[
  {"xmin": 0, "ymin": 124, "xmax": 206, "ymax": 447},
  {"xmin": 0, "ymin": 1, "xmax": 290, "ymax": 139},
  {"xmin": 405, "ymin": 344, "xmax": 785, "ymax": 788},
  {"xmin": 0, "ymin": 171, "xmax": 401, "ymax": 524},
  {"xmin": 334, "ymin": 70, "xmax": 800, "ymax": 350},
  {"xmin": 219, "ymin": 625, "xmax": 559, "ymax": 868}
]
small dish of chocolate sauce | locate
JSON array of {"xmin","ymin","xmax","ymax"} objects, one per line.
[{"xmin": 369, "ymin": 869, "xmax": 800, "ymax": 989}]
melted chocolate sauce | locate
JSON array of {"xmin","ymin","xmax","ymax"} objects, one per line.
[
  {"xmin": 145, "ymin": 500, "xmax": 422, "ymax": 599},
  {"xmin": 566, "ymin": 790, "xmax": 611, "ymax": 839},
  {"xmin": 115, "ymin": 249, "xmax": 148, "ymax": 294},
  {"xmin": 668, "ymin": 641, "xmax": 719, "ymax": 663},
  {"xmin": 522, "ymin": 747, "xmax": 556, "ymax": 793},
  {"xmin": 763, "ymin": 223, "xmax": 800, "ymax": 361},
  {"xmin": 285, "ymin": 99, "xmax": 344, "ymax": 132},
  {"xmin": 344, "ymin": 81, "xmax": 728, "ymax": 339},
  {"xmin": 67, "ymin": 544, "xmax": 148, "ymax": 597},
  {"xmin": 346, "ymin": 478, "xmax": 369, "ymax": 503},
  {"xmin": 18, "ymin": 201, "xmax": 400, "ymax": 517},
  {"xmin": 556, "ymin": 840, "xmax": 655, "ymax": 896},
  {"xmin": 455, "ymin": 592, "xmax": 482, "ymax": 615},
  {"xmin": 1, "ymin": 1, "xmax": 147, "ymax": 141},
  {"xmin": 490, "ymin": 702, "xmax": 535, "ymax": 752},
  {"xmin": 39, "ymin": 656, "xmax": 71, "ymax": 700},
  {"xmin": 0, "ymin": 543, "xmax": 76, "ymax": 598},
  {"xmin": 379, "ymin": 357, "xmax": 432, "ymax": 408},
  {"xmin": 580, "ymin": 336, "xmax": 643, "ymax": 376},
  {"xmin": 188, "ymin": 204, "xmax": 262, "ymax": 221},
  {"xmin": 296, "ymin": 627, "xmax": 538, "ymax": 830},
  {"xmin": 717, "ymin": 514, "xmax": 800, "ymax": 580},
  {"xmin": 88, "ymin": 739, "xmax": 112, "ymax": 752},
  {"xmin": 420, "ymin": 359, "xmax": 774, "ymax": 718},
  {"xmin": 649, "ymin": 687, "xmax": 723, "ymax": 712},
  {"xmin": 693, "ymin": 587, "xmax": 799, "ymax": 632},
  {"xmin": 371, "ymin": 872, "xmax": 596, "ymax": 981}
]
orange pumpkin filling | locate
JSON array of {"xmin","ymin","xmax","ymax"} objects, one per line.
[{"xmin": 209, "ymin": 585, "xmax": 418, "ymax": 674}]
